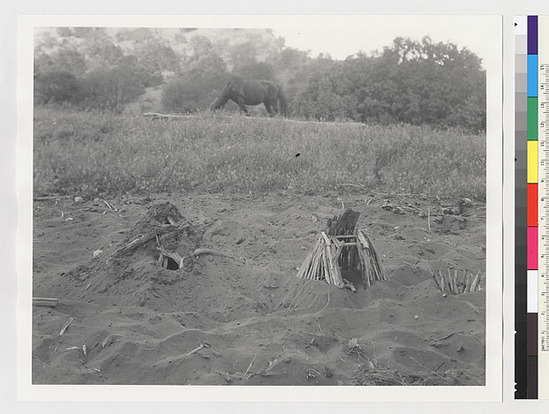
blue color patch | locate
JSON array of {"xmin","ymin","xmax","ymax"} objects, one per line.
[{"xmin": 528, "ymin": 54, "xmax": 538, "ymax": 97}]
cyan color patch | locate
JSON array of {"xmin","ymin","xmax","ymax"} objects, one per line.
[{"xmin": 528, "ymin": 54, "xmax": 538, "ymax": 97}]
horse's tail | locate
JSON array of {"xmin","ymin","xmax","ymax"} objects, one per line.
[{"xmin": 277, "ymin": 85, "xmax": 288, "ymax": 117}]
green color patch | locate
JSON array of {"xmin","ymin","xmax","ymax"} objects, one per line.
[{"xmin": 528, "ymin": 97, "xmax": 538, "ymax": 140}]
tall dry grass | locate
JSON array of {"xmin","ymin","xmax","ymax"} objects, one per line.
[{"xmin": 33, "ymin": 106, "xmax": 486, "ymax": 200}]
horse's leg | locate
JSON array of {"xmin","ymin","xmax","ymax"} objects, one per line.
[
  {"xmin": 235, "ymin": 97, "xmax": 249, "ymax": 116},
  {"xmin": 264, "ymin": 102, "xmax": 274, "ymax": 117}
]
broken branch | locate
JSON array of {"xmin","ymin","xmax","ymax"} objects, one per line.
[
  {"xmin": 59, "ymin": 317, "xmax": 74, "ymax": 336},
  {"xmin": 33, "ymin": 297, "xmax": 59, "ymax": 307}
]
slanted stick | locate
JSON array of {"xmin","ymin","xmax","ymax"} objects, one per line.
[
  {"xmin": 325, "ymin": 244, "xmax": 337, "ymax": 285},
  {"xmin": 296, "ymin": 238, "xmax": 318, "ymax": 279},
  {"xmin": 357, "ymin": 247, "xmax": 366, "ymax": 285},
  {"xmin": 361, "ymin": 230, "xmax": 385, "ymax": 281},
  {"xmin": 472, "ymin": 271, "xmax": 482, "ymax": 291},
  {"xmin": 313, "ymin": 244, "xmax": 323, "ymax": 280},
  {"xmin": 446, "ymin": 269, "xmax": 452, "ymax": 294},
  {"xmin": 444, "ymin": 270, "xmax": 452, "ymax": 294},
  {"xmin": 310, "ymin": 242, "xmax": 322, "ymax": 280},
  {"xmin": 355, "ymin": 231, "xmax": 368, "ymax": 278},
  {"xmin": 331, "ymin": 239, "xmax": 345, "ymax": 287},
  {"xmin": 454, "ymin": 269, "xmax": 460, "ymax": 293},
  {"xmin": 59, "ymin": 317, "xmax": 74, "ymax": 336},
  {"xmin": 322, "ymin": 247, "xmax": 331, "ymax": 285},
  {"xmin": 296, "ymin": 252, "xmax": 312, "ymax": 279},
  {"xmin": 321, "ymin": 231, "xmax": 331, "ymax": 246},
  {"xmin": 465, "ymin": 270, "xmax": 472, "ymax": 292},
  {"xmin": 329, "ymin": 243, "xmax": 343, "ymax": 286},
  {"xmin": 438, "ymin": 271, "xmax": 445, "ymax": 294},
  {"xmin": 358, "ymin": 247, "xmax": 371, "ymax": 287},
  {"xmin": 333, "ymin": 257, "xmax": 345, "ymax": 287},
  {"xmin": 430, "ymin": 270, "xmax": 441, "ymax": 292},
  {"xmin": 312, "ymin": 238, "xmax": 323, "ymax": 279},
  {"xmin": 470, "ymin": 272, "xmax": 480, "ymax": 292}
]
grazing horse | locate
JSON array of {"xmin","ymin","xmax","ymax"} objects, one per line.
[{"xmin": 210, "ymin": 77, "xmax": 288, "ymax": 117}]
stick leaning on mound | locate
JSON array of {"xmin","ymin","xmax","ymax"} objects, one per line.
[{"xmin": 112, "ymin": 219, "xmax": 245, "ymax": 266}]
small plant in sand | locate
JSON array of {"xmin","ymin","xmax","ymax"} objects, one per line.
[{"xmin": 430, "ymin": 268, "xmax": 483, "ymax": 295}]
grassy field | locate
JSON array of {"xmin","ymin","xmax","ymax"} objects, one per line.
[{"xmin": 33, "ymin": 106, "xmax": 486, "ymax": 200}]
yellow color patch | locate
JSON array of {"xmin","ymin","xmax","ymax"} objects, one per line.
[{"xmin": 528, "ymin": 140, "xmax": 538, "ymax": 183}]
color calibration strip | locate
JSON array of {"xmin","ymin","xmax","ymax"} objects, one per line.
[
  {"xmin": 515, "ymin": 16, "xmax": 528, "ymax": 399},
  {"xmin": 527, "ymin": 15, "xmax": 539, "ymax": 400},
  {"xmin": 515, "ymin": 15, "xmax": 538, "ymax": 399},
  {"xmin": 539, "ymin": 15, "xmax": 549, "ymax": 400},
  {"xmin": 517, "ymin": 15, "xmax": 549, "ymax": 399}
]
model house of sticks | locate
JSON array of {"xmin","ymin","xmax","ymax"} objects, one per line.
[{"xmin": 296, "ymin": 209, "xmax": 386, "ymax": 290}]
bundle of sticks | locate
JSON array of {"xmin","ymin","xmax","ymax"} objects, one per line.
[
  {"xmin": 430, "ymin": 268, "xmax": 482, "ymax": 295},
  {"xmin": 296, "ymin": 232, "xmax": 345, "ymax": 288},
  {"xmin": 296, "ymin": 229, "xmax": 386, "ymax": 288}
]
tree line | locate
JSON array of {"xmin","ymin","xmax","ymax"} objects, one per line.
[{"xmin": 34, "ymin": 28, "xmax": 486, "ymax": 132}]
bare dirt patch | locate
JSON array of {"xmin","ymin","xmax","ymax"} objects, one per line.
[{"xmin": 32, "ymin": 192, "xmax": 485, "ymax": 385}]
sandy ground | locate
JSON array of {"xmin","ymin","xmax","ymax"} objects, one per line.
[{"xmin": 32, "ymin": 192, "xmax": 486, "ymax": 386}]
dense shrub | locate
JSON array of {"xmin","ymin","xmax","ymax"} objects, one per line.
[{"xmin": 34, "ymin": 71, "xmax": 84, "ymax": 105}]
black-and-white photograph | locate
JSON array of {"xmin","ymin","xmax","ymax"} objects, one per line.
[{"xmin": 19, "ymin": 15, "xmax": 502, "ymax": 401}]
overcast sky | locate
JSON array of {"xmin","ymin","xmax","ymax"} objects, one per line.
[{"xmin": 270, "ymin": 15, "xmax": 498, "ymax": 67}]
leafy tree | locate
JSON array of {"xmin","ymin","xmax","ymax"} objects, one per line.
[
  {"xmin": 80, "ymin": 55, "xmax": 160, "ymax": 110},
  {"xmin": 115, "ymin": 28, "xmax": 155, "ymax": 43},
  {"xmin": 234, "ymin": 62, "xmax": 274, "ymax": 80},
  {"xmin": 56, "ymin": 27, "xmax": 73, "ymax": 38},
  {"xmin": 135, "ymin": 40, "xmax": 181, "ymax": 80},
  {"xmin": 72, "ymin": 27, "xmax": 97, "ymax": 38},
  {"xmin": 188, "ymin": 35, "xmax": 214, "ymax": 58},
  {"xmin": 82, "ymin": 31, "xmax": 124, "ymax": 70},
  {"xmin": 162, "ymin": 53, "xmax": 229, "ymax": 112},
  {"xmin": 292, "ymin": 36, "xmax": 485, "ymax": 132},
  {"xmin": 35, "ymin": 48, "xmax": 87, "ymax": 77}
]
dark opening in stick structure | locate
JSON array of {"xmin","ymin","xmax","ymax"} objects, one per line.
[{"xmin": 296, "ymin": 209, "xmax": 386, "ymax": 289}]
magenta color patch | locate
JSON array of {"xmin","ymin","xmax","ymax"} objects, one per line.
[{"xmin": 528, "ymin": 227, "xmax": 538, "ymax": 270}]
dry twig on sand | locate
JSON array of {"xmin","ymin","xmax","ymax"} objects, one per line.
[
  {"xmin": 243, "ymin": 353, "xmax": 257, "ymax": 377},
  {"xmin": 33, "ymin": 297, "xmax": 58, "ymax": 307},
  {"xmin": 59, "ymin": 317, "xmax": 74, "ymax": 336},
  {"xmin": 193, "ymin": 248, "xmax": 244, "ymax": 263},
  {"xmin": 185, "ymin": 341, "xmax": 211, "ymax": 356},
  {"xmin": 33, "ymin": 195, "xmax": 72, "ymax": 201},
  {"xmin": 112, "ymin": 223, "xmax": 190, "ymax": 257}
]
